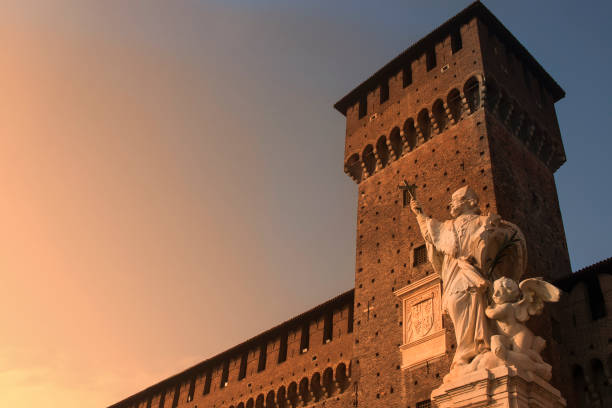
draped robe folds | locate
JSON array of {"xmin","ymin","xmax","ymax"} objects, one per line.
[{"xmin": 415, "ymin": 212, "xmax": 496, "ymax": 369}]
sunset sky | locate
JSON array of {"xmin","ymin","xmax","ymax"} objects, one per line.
[{"xmin": 1, "ymin": 1, "xmax": 611, "ymax": 407}]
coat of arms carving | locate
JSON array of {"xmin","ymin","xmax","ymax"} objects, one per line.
[
  {"xmin": 395, "ymin": 275, "xmax": 446, "ymax": 369},
  {"xmin": 410, "ymin": 297, "xmax": 434, "ymax": 340}
]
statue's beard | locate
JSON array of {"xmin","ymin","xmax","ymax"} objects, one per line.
[{"xmin": 451, "ymin": 203, "xmax": 478, "ymax": 218}]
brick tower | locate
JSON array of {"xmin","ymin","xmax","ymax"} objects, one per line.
[{"xmin": 334, "ymin": 2, "xmax": 572, "ymax": 407}]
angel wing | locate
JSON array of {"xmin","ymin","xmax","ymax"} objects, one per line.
[{"xmin": 514, "ymin": 278, "xmax": 562, "ymax": 322}]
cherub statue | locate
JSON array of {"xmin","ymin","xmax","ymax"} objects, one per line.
[{"xmin": 485, "ymin": 276, "xmax": 561, "ymax": 380}]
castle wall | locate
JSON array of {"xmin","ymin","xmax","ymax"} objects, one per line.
[{"xmin": 109, "ymin": 294, "xmax": 355, "ymax": 408}]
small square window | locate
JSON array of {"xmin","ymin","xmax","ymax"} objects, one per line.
[
  {"xmin": 413, "ymin": 245, "xmax": 427, "ymax": 266},
  {"xmin": 416, "ymin": 400, "xmax": 432, "ymax": 408}
]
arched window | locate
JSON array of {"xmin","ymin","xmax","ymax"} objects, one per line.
[
  {"xmin": 432, "ymin": 99, "xmax": 447, "ymax": 132},
  {"xmin": 345, "ymin": 153, "xmax": 361, "ymax": 183},
  {"xmin": 237, "ymin": 403, "xmax": 245, "ymax": 408},
  {"xmin": 572, "ymin": 365, "xmax": 589, "ymax": 408},
  {"xmin": 276, "ymin": 386, "xmax": 287, "ymax": 408},
  {"xmin": 403, "ymin": 118, "xmax": 417, "ymax": 151},
  {"xmin": 447, "ymin": 89, "xmax": 462, "ymax": 123},
  {"xmin": 255, "ymin": 394, "xmax": 264, "ymax": 408},
  {"xmin": 322, "ymin": 367, "xmax": 336, "ymax": 397},
  {"xmin": 362, "ymin": 145, "xmax": 376, "ymax": 176},
  {"xmin": 335, "ymin": 363, "xmax": 349, "ymax": 393},
  {"xmin": 246, "ymin": 398, "xmax": 254, "ymax": 408},
  {"xmin": 310, "ymin": 372, "xmax": 323, "ymax": 401},
  {"xmin": 298, "ymin": 378, "xmax": 311, "ymax": 405},
  {"xmin": 417, "ymin": 109, "xmax": 431, "ymax": 141},
  {"xmin": 287, "ymin": 382, "xmax": 298, "ymax": 408},
  {"xmin": 389, "ymin": 127, "xmax": 403, "ymax": 159},
  {"xmin": 463, "ymin": 77, "xmax": 480, "ymax": 113},
  {"xmin": 265, "ymin": 391, "xmax": 276, "ymax": 408},
  {"xmin": 376, "ymin": 136, "xmax": 390, "ymax": 168}
]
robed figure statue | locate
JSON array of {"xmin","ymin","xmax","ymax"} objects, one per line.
[{"xmin": 409, "ymin": 186, "xmax": 529, "ymax": 379}]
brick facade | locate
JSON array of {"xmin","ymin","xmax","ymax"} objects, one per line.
[{"xmin": 109, "ymin": 3, "xmax": 607, "ymax": 408}]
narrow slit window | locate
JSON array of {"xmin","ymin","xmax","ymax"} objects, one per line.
[
  {"xmin": 171, "ymin": 384, "xmax": 180, "ymax": 408},
  {"xmin": 300, "ymin": 324, "xmax": 310, "ymax": 353},
  {"xmin": 187, "ymin": 378, "xmax": 195, "ymax": 402},
  {"xmin": 257, "ymin": 343, "xmax": 267, "ymax": 372},
  {"xmin": 451, "ymin": 29, "xmax": 462, "ymax": 53},
  {"xmin": 413, "ymin": 245, "xmax": 427, "ymax": 266},
  {"xmin": 323, "ymin": 311, "xmax": 333, "ymax": 344},
  {"xmin": 158, "ymin": 391, "xmax": 166, "ymax": 408},
  {"xmin": 220, "ymin": 361, "xmax": 230, "ymax": 388},
  {"xmin": 358, "ymin": 96, "xmax": 367, "ymax": 118},
  {"xmin": 146, "ymin": 397, "xmax": 152, "ymax": 408},
  {"xmin": 380, "ymin": 80, "xmax": 389, "ymax": 104},
  {"xmin": 426, "ymin": 47, "xmax": 436, "ymax": 71},
  {"xmin": 203, "ymin": 369, "xmax": 212, "ymax": 395},
  {"xmin": 403, "ymin": 65, "xmax": 412, "ymax": 87},
  {"xmin": 238, "ymin": 353, "xmax": 248, "ymax": 380},
  {"xmin": 278, "ymin": 332, "xmax": 288, "ymax": 364}
]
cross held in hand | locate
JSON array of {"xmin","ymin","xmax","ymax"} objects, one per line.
[{"xmin": 398, "ymin": 180, "xmax": 417, "ymax": 206}]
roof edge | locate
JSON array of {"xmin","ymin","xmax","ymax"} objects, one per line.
[
  {"xmin": 107, "ymin": 288, "xmax": 355, "ymax": 408},
  {"xmin": 334, "ymin": 1, "xmax": 565, "ymax": 116}
]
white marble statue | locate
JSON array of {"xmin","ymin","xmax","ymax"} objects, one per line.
[
  {"xmin": 409, "ymin": 185, "xmax": 559, "ymax": 382},
  {"xmin": 486, "ymin": 276, "xmax": 561, "ymax": 380}
]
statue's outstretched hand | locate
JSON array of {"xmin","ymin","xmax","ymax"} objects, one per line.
[{"xmin": 410, "ymin": 197, "xmax": 423, "ymax": 215}]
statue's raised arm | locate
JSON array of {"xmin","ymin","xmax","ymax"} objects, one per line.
[{"xmin": 408, "ymin": 185, "xmax": 560, "ymax": 383}]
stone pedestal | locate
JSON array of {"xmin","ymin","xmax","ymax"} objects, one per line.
[{"xmin": 431, "ymin": 366, "xmax": 566, "ymax": 408}]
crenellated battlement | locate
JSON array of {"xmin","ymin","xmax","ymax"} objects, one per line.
[
  {"xmin": 337, "ymin": 1, "xmax": 565, "ymax": 184},
  {"xmin": 343, "ymin": 74, "xmax": 484, "ymax": 183},
  {"xmin": 108, "ymin": 290, "xmax": 355, "ymax": 408},
  {"xmin": 343, "ymin": 73, "xmax": 566, "ymax": 184}
]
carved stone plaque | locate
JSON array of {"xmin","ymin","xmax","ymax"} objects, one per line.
[
  {"xmin": 411, "ymin": 297, "xmax": 434, "ymax": 340},
  {"xmin": 394, "ymin": 274, "xmax": 446, "ymax": 369}
]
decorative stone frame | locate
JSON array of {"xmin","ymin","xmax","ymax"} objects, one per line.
[{"xmin": 394, "ymin": 274, "xmax": 447, "ymax": 369}]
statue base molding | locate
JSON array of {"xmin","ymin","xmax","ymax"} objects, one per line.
[{"xmin": 431, "ymin": 365, "xmax": 566, "ymax": 408}]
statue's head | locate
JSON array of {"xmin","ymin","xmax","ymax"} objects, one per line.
[
  {"xmin": 492, "ymin": 276, "xmax": 520, "ymax": 304},
  {"xmin": 449, "ymin": 186, "xmax": 481, "ymax": 217}
]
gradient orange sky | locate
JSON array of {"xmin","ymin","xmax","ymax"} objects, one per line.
[{"xmin": 2, "ymin": 1, "xmax": 611, "ymax": 407}]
